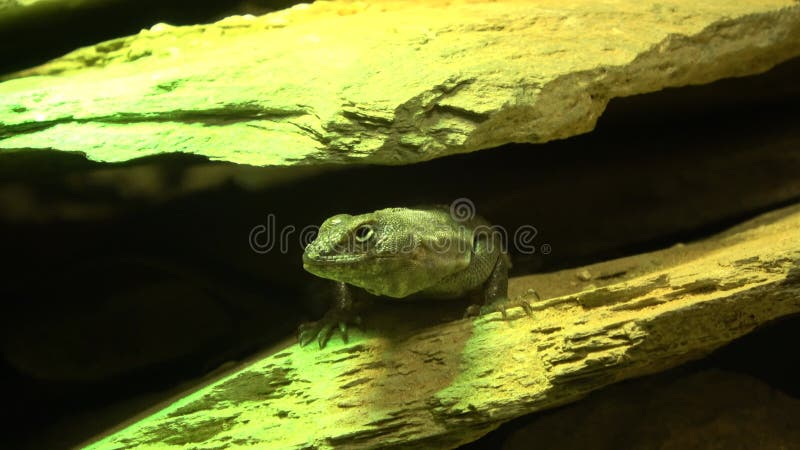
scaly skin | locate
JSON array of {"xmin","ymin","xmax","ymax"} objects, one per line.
[{"xmin": 300, "ymin": 206, "xmax": 532, "ymax": 348}]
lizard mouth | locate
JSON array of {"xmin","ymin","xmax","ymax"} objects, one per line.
[{"xmin": 302, "ymin": 253, "xmax": 367, "ymax": 265}]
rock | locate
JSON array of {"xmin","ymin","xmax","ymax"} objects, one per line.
[
  {"xmin": 84, "ymin": 203, "xmax": 800, "ymax": 449},
  {"xmin": 0, "ymin": 0, "xmax": 299, "ymax": 74},
  {"xmin": 1, "ymin": 0, "xmax": 799, "ymax": 166}
]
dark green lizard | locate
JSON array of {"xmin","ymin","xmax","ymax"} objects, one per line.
[{"xmin": 300, "ymin": 206, "xmax": 532, "ymax": 348}]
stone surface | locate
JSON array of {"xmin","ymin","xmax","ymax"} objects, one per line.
[
  {"xmin": 0, "ymin": 1, "xmax": 305, "ymax": 75},
  {"xmin": 0, "ymin": 0, "xmax": 115, "ymax": 26},
  {"xmin": 1, "ymin": 0, "xmax": 799, "ymax": 166},
  {"xmin": 84, "ymin": 204, "xmax": 800, "ymax": 449}
]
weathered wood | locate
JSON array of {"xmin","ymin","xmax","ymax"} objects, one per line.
[{"xmin": 87, "ymin": 204, "xmax": 800, "ymax": 449}]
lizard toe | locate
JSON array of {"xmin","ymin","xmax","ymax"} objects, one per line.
[
  {"xmin": 477, "ymin": 297, "xmax": 534, "ymax": 319},
  {"xmin": 297, "ymin": 313, "xmax": 362, "ymax": 349}
]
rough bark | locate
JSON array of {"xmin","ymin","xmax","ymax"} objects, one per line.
[{"xmin": 86, "ymin": 204, "xmax": 800, "ymax": 449}]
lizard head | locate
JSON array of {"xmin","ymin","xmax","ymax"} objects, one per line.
[{"xmin": 302, "ymin": 207, "xmax": 473, "ymax": 298}]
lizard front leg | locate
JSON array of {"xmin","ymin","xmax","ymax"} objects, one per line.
[
  {"xmin": 465, "ymin": 254, "xmax": 534, "ymax": 319},
  {"xmin": 298, "ymin": 281, "xmax": 363, "ymax": 348}
]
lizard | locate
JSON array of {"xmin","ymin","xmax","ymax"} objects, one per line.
[{"xmin": 299, "ymin": 206, "xmax": 533, "ymax": 348}]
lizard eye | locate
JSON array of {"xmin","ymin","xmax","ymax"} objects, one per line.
[{"xmin": 354, "ymin": 224, "xmax": 374, "ymax": 243}]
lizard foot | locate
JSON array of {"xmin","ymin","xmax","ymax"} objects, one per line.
[
  {"xmin": 298, "ymin": 311, "xmax": 362, "ymax": 349},
  {"xmin": 464, "ymin": 297, "xmax": 533, "ymax": 320}
]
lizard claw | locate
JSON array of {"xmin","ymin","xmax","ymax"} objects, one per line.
[
  {"xmin": 298, "ymin": 313, "xmax": 362, "ymax": 349},
  {"xmin": 464, "ymin": 297, "xmax": 534, "ymax": 320}
]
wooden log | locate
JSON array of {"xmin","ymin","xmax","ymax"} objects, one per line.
[{"xmin": 86, "ymin": 204, "xmax": 800, "ymax": 449}]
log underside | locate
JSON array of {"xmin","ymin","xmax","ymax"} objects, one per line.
[{"xmin": 88, "ymin": 204, "xmax": 800, "ymax": 449}]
